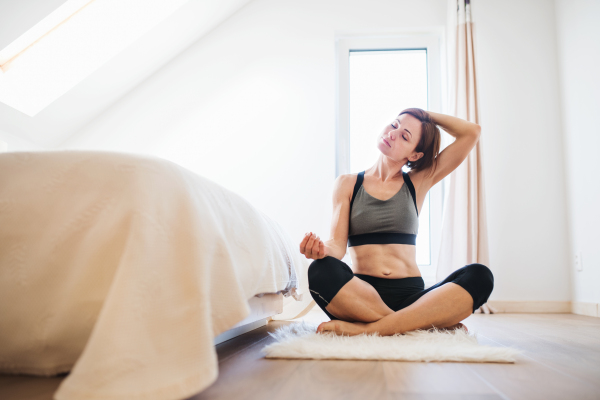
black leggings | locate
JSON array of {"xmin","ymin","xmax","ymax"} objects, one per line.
[{"xmin": 308, "ymin": 256, "xmax": 494, "ymax": 321}]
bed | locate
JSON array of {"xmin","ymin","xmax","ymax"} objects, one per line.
[{"xmin": 0, "ymin": 150, "xmax": 312, "ymax": 400}]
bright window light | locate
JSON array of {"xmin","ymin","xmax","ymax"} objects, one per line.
[
  {"xmin": 0, "ymin": 0, "xmax": 92, "ymax": 67},
  {"xmin": 0, "ymin": 0, "xmax": 189, "ymax": 116},
  {"xmin": 349, "ymin": 49, "xmax": 431, "ymax": 265}
]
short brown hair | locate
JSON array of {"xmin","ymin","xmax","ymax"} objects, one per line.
[{"xmin": 399, "ymin": 108, "xmax": 441, "ymax": 175}]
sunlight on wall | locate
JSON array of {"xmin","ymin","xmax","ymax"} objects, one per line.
[{"xmin": 152, "ymin": 63, "xmax": 308, "ymax": 199}]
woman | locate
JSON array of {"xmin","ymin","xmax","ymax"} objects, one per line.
[{"xmin": 299, "ymin": 108, "xmax": 493, "ymax": 336}]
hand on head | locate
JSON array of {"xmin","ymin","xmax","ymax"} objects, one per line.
[{"xmin": 299, "ymin": 232, "xmax": 328, "ymax": 260}]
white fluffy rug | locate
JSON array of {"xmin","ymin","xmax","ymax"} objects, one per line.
[{"xmin": 262, "ymin": 322, "xmax": 520, "ymax": 363}]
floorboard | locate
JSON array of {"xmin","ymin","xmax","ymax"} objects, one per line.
[
  {"xmin": 466, "ymin": 314, "xmax": 600, "ymax": 391},
  {"xmin": 1, "ymin": 311, "xmax": 599, "ymax": 400}
]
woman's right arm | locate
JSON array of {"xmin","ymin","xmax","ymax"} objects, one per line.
[
  {"xmin": 299, "ymin": 174, "xmax": 352, "ymax": 261},
  {"xmin": 323, "ymin": 174, "xmax": 352, "ymax": 260}
]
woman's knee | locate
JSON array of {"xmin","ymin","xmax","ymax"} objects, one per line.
[
  {"xmin": 308, "ymin": 256, "xmax": 348, "ymax": 285},
  {"xmin": 464, "ymin": 263, "xmax": 494, "ymax": 295},
  {"xmin": 307, "ymin": 256, "xmax": 354, "ymax": 303},
  {"xmin": 308, "ymin": 256, "xmax": 334, "ymax": 285}
]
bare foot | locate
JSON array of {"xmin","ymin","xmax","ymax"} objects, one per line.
[{"xmin": 316, "ymin": 320, "xmax": 368, "ymax": 336}]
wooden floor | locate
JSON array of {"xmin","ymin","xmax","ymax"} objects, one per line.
[
  {"xmin": 192, "ymin": 310, "xmax": 600, "ymax": 400},
  {"xmin": 1, "ymin": 311, "xmax": 599, "ymax": 400}
]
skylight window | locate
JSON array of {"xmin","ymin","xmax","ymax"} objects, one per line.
[{"xmin": 0, "ymin": 0, "xmax": 189, "ymax": 116}]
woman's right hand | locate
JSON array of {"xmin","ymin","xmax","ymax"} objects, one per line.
[{"xmin": 300, "ymin": 232, "xmax": 328, "ymax": 260}]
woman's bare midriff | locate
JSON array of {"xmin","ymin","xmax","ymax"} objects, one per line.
[
  {"xmin": 348, "ymin": 243, "xmax": 421, "ymax": 279},
  {"xmin": 343, "ymin": 169, "xmax": 424, "ymax": 280}
]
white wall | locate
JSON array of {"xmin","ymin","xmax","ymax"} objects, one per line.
[
  {"xmin": 59, "ymin": 0, "xmax": 571, "ymax": 302},
  {"xmin": 58, "ymin": 0, "xmax": 446, "ymax": 275},
  {"xmin": 472, "ymin": 0, "xmax": 570, "ymax": 302},
  {"xmin": 555, "ymin": 0, "xmax": 600, "ymax": 305},
  {"xmin": 0, "ymin": 129, "xmax": 45, "ymax": 152}
]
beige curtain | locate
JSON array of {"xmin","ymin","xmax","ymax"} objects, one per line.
[{"xmin": 436, "ymin": 0, "xmax": 495, "ymax": 314}]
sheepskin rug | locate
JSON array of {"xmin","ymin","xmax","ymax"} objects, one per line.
[{"xmin": 262, "ymin": 322, "xmax": 520, "ymax": 363}]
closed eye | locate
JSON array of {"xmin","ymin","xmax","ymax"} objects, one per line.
[{"xmin": 391, "ymin": 123, "xmax": 408, "ymax": 141}]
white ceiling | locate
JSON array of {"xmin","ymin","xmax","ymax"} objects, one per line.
[
  {"xmin": 0, "ymin": 0, "xmax": 253, "ymax": 148},
  {"xmin": 0, "ymin": 0, "xmax": 67, "ymax": 50}
]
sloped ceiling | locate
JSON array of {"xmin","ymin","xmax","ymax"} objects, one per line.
[
  {"xmin": 0, "ymin": 0, "xmax": 253, "ymax": 148},
  {"xmin": 0, "ymin": 0, "xmax": 69, "ymax": 50}
]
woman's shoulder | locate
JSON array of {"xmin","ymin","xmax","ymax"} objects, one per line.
[
  {"xmin": 406, "ymin": 167, "xmax": 435, "ymax": 196},
  {"xmin": 334, "ymin": 173, "xmax": 361, "ymax": 202},
  {"xmin": 345, "ymin": 171, "xmax": 365, "ymax": 187},
  {"xmin": 337, "ymin": 172, "xmax": 362, "ymax": 183}
]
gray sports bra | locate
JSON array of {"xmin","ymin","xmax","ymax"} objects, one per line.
[{"xmin": 347, "ymin": 170, "xmax": 419, "ymax": 247}]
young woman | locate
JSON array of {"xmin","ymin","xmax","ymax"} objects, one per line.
[{"xmin": 299, "ymin": 108, "xmax": 493, "ymax": 336}]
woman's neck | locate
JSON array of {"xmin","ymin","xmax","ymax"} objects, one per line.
[{"xmin": 368, "ymin": 155, "xmax": 406, "ymax": 183}]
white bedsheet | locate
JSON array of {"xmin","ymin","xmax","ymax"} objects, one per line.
[{"xmin": 0, "ymin": 151, "xmax": 307, "ymax": 400}]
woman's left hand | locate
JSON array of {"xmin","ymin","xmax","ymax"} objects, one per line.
[{"xmin": 316, "ymin": 320, "xmax": 370, "ymax": 336}]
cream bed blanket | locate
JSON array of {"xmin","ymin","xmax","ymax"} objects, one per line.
[{"xmin": 0, "ymin": 151, "xmax": 307, "ymax": 400}]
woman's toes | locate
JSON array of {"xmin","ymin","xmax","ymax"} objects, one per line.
[{"xmin": 446, "ymin": 322, "xmax": 468, "ymax": 332}]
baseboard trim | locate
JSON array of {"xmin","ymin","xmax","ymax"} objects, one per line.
[
  {"xmin": 487, "ymin": 301, "xmax": 571, "ymax": 313},
  {"xmin": 571, "ymin": 302, "xmax": 599, "ymax": 317}
]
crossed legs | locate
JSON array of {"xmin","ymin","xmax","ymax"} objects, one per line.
[
  {"xmin": 322, "ymin": 280, "xmax": 473, "ymax": 336},
  {"xmin": 308, "ymin": 256, "xmax": 493, "ymax": 336},
  {"xmin": 323, "ymin": 277, "xmax": 395, "ymax": 322}
]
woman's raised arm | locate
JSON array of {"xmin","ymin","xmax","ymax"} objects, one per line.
[{"xmin": 417, "ymin": 111, "xmax": 481, "ymax": 188}]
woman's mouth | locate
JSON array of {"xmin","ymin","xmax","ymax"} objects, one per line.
[{"xmin": 383, "ymin": 138, "xmax": 391, "ymax": 147}]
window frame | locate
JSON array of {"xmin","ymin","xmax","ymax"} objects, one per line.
[{"xmin": 335, "ymin": 32, "xmax": 445, "ymax": 287}]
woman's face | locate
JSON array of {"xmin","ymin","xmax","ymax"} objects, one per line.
[{"xmin": 377, "ymin": 113, "xmax": 423, "ymax": 164}]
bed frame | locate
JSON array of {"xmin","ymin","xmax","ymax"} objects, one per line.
[{"xmin": 213, "ymin": 293, "xmax": 284, "ymax": 345}]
